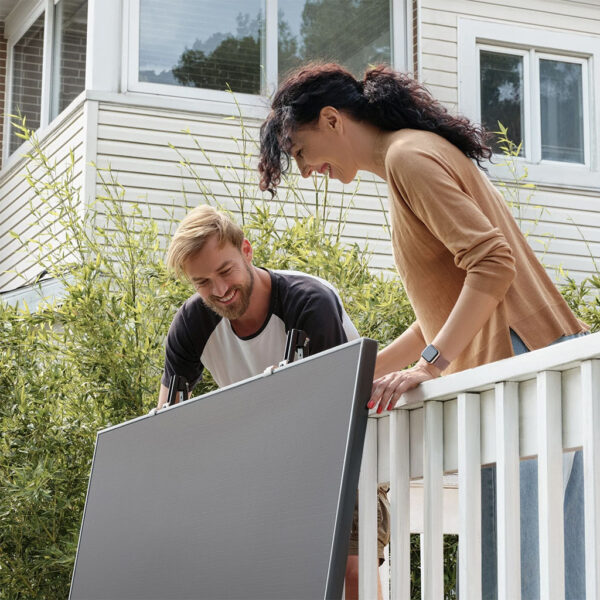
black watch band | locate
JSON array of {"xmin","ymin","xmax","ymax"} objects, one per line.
[{"xmin": 421, "ymin": 344, "xmax": 450, "ymax": 371}]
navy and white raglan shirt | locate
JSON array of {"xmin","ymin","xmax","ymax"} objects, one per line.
[{"xmin": 161, "ymin": 269, "xmax": 360, "ymax": 390}]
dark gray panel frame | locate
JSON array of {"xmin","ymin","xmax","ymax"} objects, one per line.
[{"xmin": 70, "ymin": 338, "xmax": 377, "ymax": 600}]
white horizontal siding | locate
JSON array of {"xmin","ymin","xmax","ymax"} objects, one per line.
[
  {"xmin": 0, "ymin": 107, "xmax": 85, "ymax": 292},
  {"xmin": 94, "ymin": 102, "xmax": 395, "ymax": 274},
  {"xmin": 2, "ymin": 87, "xmax": 599, "ymax": 292},
  {"xmin": 495, "ymin": 184, "xmax": 600, "ymax": 281},
  {"xmin": 92, "ymin": 100, "xmax": 600, "ymax": 283}
]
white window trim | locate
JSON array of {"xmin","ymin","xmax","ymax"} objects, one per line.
[
  {"xmin": 458, "ymin": 18, "xmax": 600, "ymax": 190},
  {"xmin": 124, "ymin": 0, "xmax": 410, "ymax": 107}
]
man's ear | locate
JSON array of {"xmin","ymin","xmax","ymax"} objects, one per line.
[
  {"xmin": 241, "ymin": 238, "xmax": 253, "ymax": 263},
  {"xmin": 319, "ymin": 106, "xmax": 343, "ymax": 133}
]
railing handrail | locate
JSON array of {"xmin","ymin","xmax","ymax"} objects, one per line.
[{"xmin": 383, "ymin": 331, "xmax": 600, "ymax": 409}]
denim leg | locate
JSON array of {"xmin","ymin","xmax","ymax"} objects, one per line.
[
  {"xmin": 520, "ymin": 458, "xmax": 540, "ymax": 600},
  {"xmin": 481, "ymin": 465, "xmax": 498, "ymax": 600},
  {"xmin": 564, "ymin": 450, "xmax": 586, "ymax": 600}
]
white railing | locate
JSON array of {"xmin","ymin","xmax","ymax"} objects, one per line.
[{"xmin": 358, "ymin": 332, "xmax": 600, "ymax": 600}]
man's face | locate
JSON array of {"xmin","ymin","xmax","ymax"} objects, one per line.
[{"xmin": 184, "ymin": 235, "xmax": 255, "ymax": 320}]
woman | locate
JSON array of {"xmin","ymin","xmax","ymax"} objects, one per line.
[{"xmin": 258, "ymin": 63, "xmax": 588, "ymax": 599}]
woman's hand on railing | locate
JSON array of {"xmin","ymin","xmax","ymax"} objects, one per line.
[{"xmin": 368, "ymin": 358, "xmax": 441, "ymax": 413}]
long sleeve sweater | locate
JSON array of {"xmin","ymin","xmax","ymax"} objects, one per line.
[{"xmin": 383, "ymin": 129, "xmax": 587, "ymax": 374}]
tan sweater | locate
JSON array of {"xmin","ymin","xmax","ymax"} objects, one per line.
[{"xmin": 384, "ymin": 129, "xmax": 587, "ymax": 374}]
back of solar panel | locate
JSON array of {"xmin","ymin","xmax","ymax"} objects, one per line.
[{"xmin": 69, "ymin": 338, "xmax": 376, "ymax": 600}]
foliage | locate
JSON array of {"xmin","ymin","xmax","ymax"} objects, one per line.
[
  {"xmin": 0, "ymin": 110, "xmax": 414, "ymax": 597},
  {"xmin": 409, "ymin": 534, "xmax": 458, "ymax": 599},
  {"xmin": 560, "ymin": 273, "xmax": 600, "ymax": 333}
]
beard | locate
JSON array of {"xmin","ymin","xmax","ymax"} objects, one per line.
[{"xmin": 202, "ymin": 263, "xmax": 255, "ymax": 320}]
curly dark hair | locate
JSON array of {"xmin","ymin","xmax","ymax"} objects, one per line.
[{"xmin": 258, "ymin": 63, "xmax": 492, "ymax": 195}]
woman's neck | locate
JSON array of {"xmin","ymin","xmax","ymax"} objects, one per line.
[{"xmin": 346, "ymin": 121, "xmax": 397, "ymax": 179}]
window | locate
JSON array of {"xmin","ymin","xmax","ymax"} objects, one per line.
[
  {"xmin": 4, "ymin": 0, "xmax": 88, "ymax": 162},
  {"xmin": 9, "ymin": 13, "xmax": 45, "ymax": 155},
  {"xmin": 479, "ymin": 46, "xmax": 586, "ymax": 164},
  {"xmin": 130, "ymin": 0, "xmax": 403, "ymax": 99},
  {"xmin": 458, "ymin": 19, "xmax": 599, "ymax": 185},
  {"xmin": 479, "ymin": 49, "xmax": 525, "ymax": 157},
  {"xmin": 50, "ymin": 0, "xmax": 88, "ymax": 120}
]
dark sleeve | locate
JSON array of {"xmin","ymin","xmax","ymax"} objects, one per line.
[
  {"xmin": 161, "ymin": 305, "xmax": 204, "ymax": 391},
  {"xmin": 289, "ymin": 288, "xmax": 349, "ymax": 356}
]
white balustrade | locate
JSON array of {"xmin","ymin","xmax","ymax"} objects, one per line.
[{"xmin": 356, "ymin": 332, "xmax": 600, "ymax": 600}]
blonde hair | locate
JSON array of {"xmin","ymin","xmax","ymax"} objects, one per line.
[{"xmin": 166, "ymin": 205, "xmax": 245, "ymax": 278}]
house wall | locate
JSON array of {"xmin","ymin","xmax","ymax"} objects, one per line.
[
  {"xmin": 419, "ymin": 0, "xmax": 600, "ymax": 282},
  {"xmin": 93, "ymin": 100, "xmax": 393, "ymax": 271},
  {"xmin": 2, "ymin": 0, "xmax": 600, "ymax": 295},
  {"xmin": 0, "ymin": 23, "xmax": 7, "ymax": 169},
  {"xmin": 0, "ymin": 102, "xmax": 84, "ymax": 291}
]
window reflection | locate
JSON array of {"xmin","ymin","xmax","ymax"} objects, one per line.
[
  {"xmin": 480, "ymin": 50, "xmax": 524, "ymax": 155},
  {"xmin": 540, "ymin": 59, "xmax": 584, "ymax": 163},
  {"xmin": 139, "ymin": 0, "xmax": 264, "ymax": 95},
  {"xmin": 10, "ymin": 14, "xmax": 45, "ymax": 154},
  {"xmin": 278, "ymin": 0, "xmax": 391, "ymax": 80}
]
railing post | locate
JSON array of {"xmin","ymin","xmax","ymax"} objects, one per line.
[
  {"xmin": 537, "ymin": 371, "xmax": 565, "ymax": 600},
  {"xmin": 581, "ymin": 359, "xmax": 600, "ymax": 600},
  {"xmin": 423, "ymin": 400, "xmax": 443, "ymax": 600},
  {"xmin": 358, "ymin": 417, "xmax": 378, "ymax": 600},
  {"xmin": 458, "ymin": 392, "xmax": 481, "ymax": 599},
  {"xmin": 390, "ymin": 409, "xmax": 410, "ymax": 600},
  {"xmin": 495, "ymin": 381, "xmax": 521, "ymax": 599}
]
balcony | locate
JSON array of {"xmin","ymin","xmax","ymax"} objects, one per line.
[{"xmin": 358, "ymin": 332, "xmax": 600, "ymax": 599}]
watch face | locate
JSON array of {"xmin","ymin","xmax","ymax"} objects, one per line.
[{"xmin": 422, "ymin": 345, "xmax": 439, "ymax": 363}]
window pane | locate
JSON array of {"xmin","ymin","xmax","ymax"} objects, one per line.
[
  {"xmin": 278, "ymin": 0, "xmax": 391, "ymax": 80},
  {"xmin": 540, "ymin": 59, "xmax": 584, "ymax": 163},
  {"xmin": 51, "ymin": 0, "xmax": 88, "ymax": 120},
  {"xmin": 139, "ymin": 0, "xmax": 264, "ymax": 95},
  {"xmin": 480, "ymin": 50, "xmax": 524, "ymax": 155},
  {"xmin": 10, "ymin": 13, "xmax": 45, "ymax": 155}
]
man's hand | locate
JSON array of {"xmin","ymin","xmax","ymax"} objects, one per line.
[{"xmin": 368, "ymin": 359, "xmax": 440, "ymax": 413}]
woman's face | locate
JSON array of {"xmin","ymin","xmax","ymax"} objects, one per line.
[{"xmin": 288, "ymin": 109, "xmax": 358, "ymax": 184}]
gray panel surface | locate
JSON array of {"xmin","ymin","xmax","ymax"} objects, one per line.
[{"xmin": 70, "ymin": 338, "xmax": 376, "ymax": 600}]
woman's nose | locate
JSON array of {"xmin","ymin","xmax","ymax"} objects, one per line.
[
  {"xmin": 300, "ymin": 164, "xmax": 313, "ymax": 178},
  {"xmin": 296, "ymin": 157, "xmax": 313, "ymax": 178}
]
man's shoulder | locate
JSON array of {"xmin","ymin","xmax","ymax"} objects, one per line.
[
  {"xmin": 270, "ymin": 269, "xmax": 341, "ymax": 303},
  {"xmin": 269, "ymin": 269, "xmax": 345, "ymax": 325},
  {"xmin": 170, "ymin": 293, "xmax": 222, "ymax": 337}
]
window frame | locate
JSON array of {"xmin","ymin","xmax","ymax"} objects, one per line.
[
  {"xmin": 3, "ymin": 0, "xmax": 85, "ymax": 164},
  {"xmin": 125, "ymin": 0, "xmax": 410, "ymax": 106},
  {"xmin": 458, "ymin": 18, "xmax": 600, "ymax": 188}
]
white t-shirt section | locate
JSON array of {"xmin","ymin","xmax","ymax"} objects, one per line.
[{"xmin": 201, "ymin": 316, "xmax": 288, "ymax": 387}]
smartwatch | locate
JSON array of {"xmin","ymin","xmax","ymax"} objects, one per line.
[{"xmin": 421, "ymin": 344, "xmax": 450, "ymax": 371}]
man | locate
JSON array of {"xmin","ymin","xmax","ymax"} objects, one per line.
[{"xmin": 157, "ymin": 205, "xmax": 388, "ymax": 598}]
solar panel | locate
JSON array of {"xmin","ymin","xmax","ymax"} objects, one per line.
[{"xmin": 70, "ymin": 338, "xmax": 376, "ymax": 600}]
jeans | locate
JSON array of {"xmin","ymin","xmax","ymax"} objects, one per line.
[{"xmin": 481, "ymin": 330, "xmax": 588, "ymax": 600}]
